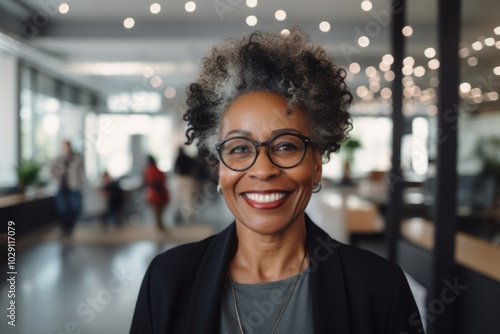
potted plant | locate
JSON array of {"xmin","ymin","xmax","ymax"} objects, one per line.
[
  {"xmin": 16, "ymin": 160, "xmax": 42, "ymax": 194},
  {"xmin": 340, "ymin": 137, "xmax": 362, "ymax": 185}
]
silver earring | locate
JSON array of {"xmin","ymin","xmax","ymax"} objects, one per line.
[
  {"xmin": 217, "ymin": 184, "xmax": 223, "ymax": 195},
  {"xmin": 312, "ymin": 182, "xmax": 322, "ymax": 193}
]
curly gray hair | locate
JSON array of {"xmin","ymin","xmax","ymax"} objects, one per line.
[{"xmin": 183, "ymin": 27, "xmax": 353, "ymax": 164}]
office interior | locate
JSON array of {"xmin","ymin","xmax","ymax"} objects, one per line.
[{"xmin": 0, "ymin": 0, "xmax": 499, "ymax": 333}]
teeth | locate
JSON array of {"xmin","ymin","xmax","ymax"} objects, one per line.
[{"xmin": 245, "ymin": 193, "xmax": 287, "ymax": 203}]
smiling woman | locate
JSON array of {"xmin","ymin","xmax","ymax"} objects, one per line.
[{"xmin": 130, "ymin": 28, "xmax": 423, "ymax": 334}]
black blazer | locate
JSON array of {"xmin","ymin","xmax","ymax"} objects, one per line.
[{"xmin": 130, "ymin": 215, "xmax": 424, "ymax": 333}]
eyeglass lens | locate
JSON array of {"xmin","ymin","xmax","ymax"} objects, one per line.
[{"xmin": 220, "ymin": 134, "xmax": 306, "ymax": 170}]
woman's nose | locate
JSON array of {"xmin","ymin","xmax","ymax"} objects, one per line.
[{"xmin": 247, "ymin": 147, "xmax": 281, "ymax": 180}]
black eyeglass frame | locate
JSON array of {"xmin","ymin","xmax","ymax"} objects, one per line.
[{"xmin": 215, "ymin": 133, "xmax": 316, "ymax": 172}]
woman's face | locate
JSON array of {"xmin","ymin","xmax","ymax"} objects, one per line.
[{"xmin": 218, "ymin": 91, "xmax": 322, "ymax": 236}]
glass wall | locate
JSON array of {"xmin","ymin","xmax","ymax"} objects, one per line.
[
  {"xmin": 457, "ymin": 1, "xmax": 500, "ymax": 245},
  {"xmin": 18, "ymin": 64, "xmax": 98, "ymax": 185}
]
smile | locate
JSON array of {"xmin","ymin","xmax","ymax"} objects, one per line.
[{"xmin": 243, "ymin": 192, "xmax": 287, "ymax": 203}]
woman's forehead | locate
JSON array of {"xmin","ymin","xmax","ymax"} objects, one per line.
[{"xmin": 219, "ymin": 91, "xmax": 310, "ymax": 138}]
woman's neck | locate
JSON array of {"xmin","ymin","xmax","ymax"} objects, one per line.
[{"xmin": 229, "ymin": 219, "xmax": 308, "ymax": 284}]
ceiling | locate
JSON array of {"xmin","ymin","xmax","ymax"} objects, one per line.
[{"xmin": 0, "ymin": 0, "xmax": 499, "ymax": 112}]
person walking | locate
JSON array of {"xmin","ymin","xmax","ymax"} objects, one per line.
[
  {"xmin": 51, "ymin": 140, "xmax": 85, "ymax": 238},
  {"xmin": 144, "ymin": 155, "xmax": 169, "ymax": 232}
]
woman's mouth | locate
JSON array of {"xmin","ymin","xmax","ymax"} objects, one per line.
[{"xmin": 242, "ymin": 192, "xmax": 289, "ymax": 209}]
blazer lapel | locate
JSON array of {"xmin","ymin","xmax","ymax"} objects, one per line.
[
  {"xmin": 306, "ymin": 215, "xmax": 351, "ymax": 334},
  {"xmin": 184, "ymin": 217, "xmax": 351, "ymax": 334},
  {"xmin": 184, "ymin": 223, "xmax": 236, "ymax": 334}
]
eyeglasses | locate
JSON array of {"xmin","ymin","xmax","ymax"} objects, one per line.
[{"xmin": 215, "ymin": 133, "xmax": 316, "ymax": 171}]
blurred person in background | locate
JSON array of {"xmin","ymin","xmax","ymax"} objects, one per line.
[
  {"xmin": 131, "ymin": 28, "xmax": 422, "ymax": 333},
  {"xmin": 144, "ymin": 155, "xmax": 169, "ymax": 232},
  {"xmin": 100, "ymin": 171, "xmax": 125, "ymax": 228},
  {"xmin": 51, "ymin": 140, "xmax": 85, "ymax": 239},
  {"xmin": 172, "ymin": 146, "xmax": 196, "ymax": 224}
]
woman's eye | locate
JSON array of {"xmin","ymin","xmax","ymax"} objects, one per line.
[
  {"xmin": 229, "ymin": 145, "xmax": 253, "ymax": 154},
  {"xmin": 275, "ymin": 143, "xmax": 299, "ymax": 151}
]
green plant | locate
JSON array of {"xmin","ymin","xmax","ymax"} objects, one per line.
[
  {"xmin": 16, "ymin": 160, "xmax": 41, "ymax": 186},
  {"xmin": 341, "ymin": 137, "xmax": 362, "ymax": 165},
  {"xmin": 474, "ymin": 137, "xmax": 500, "ymax": 178}
]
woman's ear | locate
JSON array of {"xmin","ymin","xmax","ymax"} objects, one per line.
[{"xmin": 312, "ymin": 150, "xmax": 323, "ymax": 185}]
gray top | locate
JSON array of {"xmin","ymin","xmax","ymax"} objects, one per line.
[{"xmin": 220, "ymin": 269, "xmax": 313, "ymax": 334}]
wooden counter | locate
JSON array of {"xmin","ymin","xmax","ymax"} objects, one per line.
[
  {"xmin": 0, "ymin": 187, "xmax": 57, "ymax": 236},
  {"xmin": 402, "ymin": 218, "xmax": 500, "ymax": 282}
]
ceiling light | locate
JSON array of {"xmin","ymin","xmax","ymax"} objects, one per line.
[
  {"xmin": 361, "ymin": 1, "xmax": 372, "ymax": 11},
  {"xmin": 381, "ymin": 87, "xmax": 392, "ymax": 99},
  {"xmin": 349, "ymin": 62, "xmax": 361, "ymax": 74},
  {"xmin": 275, "ymin": 10, "xmax": 286, "ymax": 21},
  {"xmin": 471, "ymin": 87, "xmax": 482, "ymax": 98},
  {"xmin": 319, "ymin": 21, "xmax": 330, "ymax": 32},
  {"xmin": 430, "ymin": 77, "xmax": 439, "ymax": 87},
  {"xmin": 403, "ymin": 87, "xmax": 413, "ymax": 98},
  {"xmin": 281, "ymin": 29, "xmax": 290, "ymax": 36},
  {"xmin": 424, "ymin": 47, "xmax": 436, "ymax": 58},
  {"xmin": 384, "ymin": 71, "xmax": 395, "ymax": 82},
  {"xmin": 484, "ymin": 37, "xmax": 495, "ymax": 46},
  {"xmin": 369, "ymin": 82, "xmax": 380, "ymax": 92},
  {"xmin": 428, "ymin": 59, "xmax": 440, "ymax": 70},
  {"xmin": 402, "ymin": 76, "xmax": 414, "ymax": 86},
  {"xmin": 246, "ymin": 0, "xmax": 257, "ymax": 8},
  {"xmin": 487, "ymin": 92, "xmax": 499, "ymax": 101},
  {"xmin": 414, "ymin": 66, "xmax": 425, "ymax": 77},
  {"xmin": 494, "ymin": 26, "xmax": 500, "ymax": 35},
  {"xmin": 124, "ymin": 18, "xmax": 135, "ymax": 29},
  {"xmin": 365, "ymin": 66, "xmax": 377, "ymax": 77},
  {"xmin": 379, "ymin": 62, "xmax": 390, "ymax": 72},
  {"xmin": 150, "ymin": 3, "xmax": 161, "ymax": 14},
  {"xmin": 427, "ymin": 105, "xmax": 438, "ymax": 116},
  {"xmin": 496, "ymin": 41, "xmax": 500, "ymax": 49},
  {"xmin": 402, "ymin": 26, "xmax": 413, "ymax": 37},
  {"xmin": 458, "ymin": 48, "xmax": 469, "ymax": 58},
  {"xmin": 494, "ymin": 66, "xmax": 500, "ymax": 75},
  {"xmin": 356, "ymin": 86, "xmax": 369, "ymax": 98},
  {"xmin": 403, "ymin": 56, "xmax": 415, "ymax": 67},
  {"xmin": 402, "ymin": 65, "xmax": 413, "ymax": 76},
  {"xmin": 358, "ymin": 36, "xmax": 369, "ymax": 47},
  {"xmin": 246, "ymin": 15, "xmax": 257, "ymax": 26},
  {"xmin": 185, "ymin": 1, "xmax": 196, "ymax": 12},
  {"xmin": 471, "ymin": 41, "xmax": 483, "ymax": 51},
  {"xmin": 150, "ymin": 76, "xmax": 163, "ymax": 88},
  {"xmin": 467, "ymin": 57, "xmax": 478, "ymax": 66},
  {"xmin": 382, "ymin": 54, "xmax": 394, "ymax": 65},
  {"xmin": 59, "ymin": 3, "xmax": 69, "ymax": 14},
  {"xmin": 164, "ymin": 87, "xmax": 176, "ymax": 99}
]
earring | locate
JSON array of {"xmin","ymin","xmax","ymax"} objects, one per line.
[
  {"xmin": 217, "ymin": 184, "xmax": 223, "ymax": 195},
  {"xmin": 312, "ymin": 182, "xmax": 322, "ymax": 193}
]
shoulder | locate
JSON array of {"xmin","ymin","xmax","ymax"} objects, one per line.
[
  {"xmin": 337, "ymin": 243, "xmax": 401, "ymax": 284},
  {"xmin": 307, "ymin": 218, "xmax": 403, "ymax": 287},
  {"xmin": 146, "ymin": 234, "xmax": 217, "ymax": 286}
]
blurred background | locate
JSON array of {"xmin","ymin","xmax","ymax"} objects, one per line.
[{"xmin": 0, "ymin": 0, "xmax": 499, "ymax": 333}]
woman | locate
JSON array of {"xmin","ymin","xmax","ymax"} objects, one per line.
[
  {"xmin": 144, "ymin": 155, "xmax": 169, "ymax": 231},
  {"xmin": 131, "ymin": 29, "xmax": 423, "ymax": 334}
]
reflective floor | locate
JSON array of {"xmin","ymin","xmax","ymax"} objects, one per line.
[
  {"xmin": 1, "ymin": 189, "xmax": 393, "ymax": 334},
  {"xmin": 1, "ymin": 192, "xmax": 233, "ymax": 334}
]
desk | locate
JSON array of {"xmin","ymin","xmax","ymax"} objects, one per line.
[
  {"xmin": 402, "ymin": 218, "xmax": 500, "ymax": 282},
  {"xmin": 306, "ymin": 188, "xmax": 383, "ymax": 244}
]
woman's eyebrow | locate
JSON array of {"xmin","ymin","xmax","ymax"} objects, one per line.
[
  {"xmin": 224, "ymin": 128, "xmax": 301, "ymax": 138},
  {"xmin": 271, "ymin": 128, "xmax": 301, "ymax": 135},
  {"xmin": 224, "ymin": 129, "xmax": 252, "ymax": 138}
]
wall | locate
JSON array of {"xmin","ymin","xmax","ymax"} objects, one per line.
[{"xmin": 0, "ymin": 53, "xmax": 18, "ymax": 188}]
